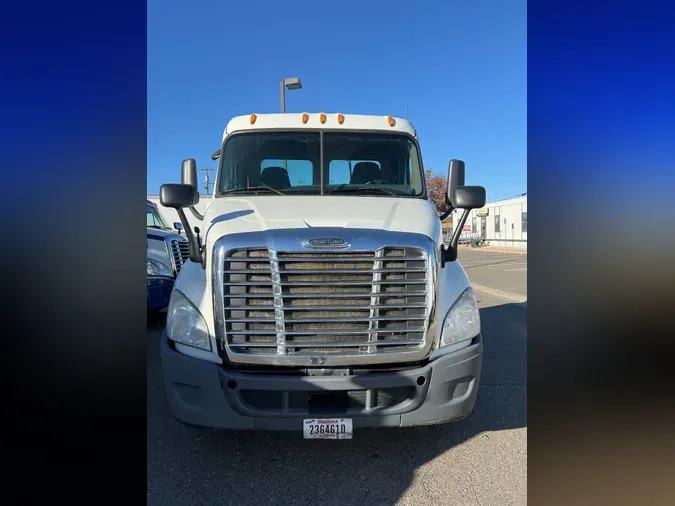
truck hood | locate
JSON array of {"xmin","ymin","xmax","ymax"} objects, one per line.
[
  {"xmin": 147, "ymin": 227, "xmax": 183, "ymax": 241},
  {"xmin": 202, "ymin": 196, "xmax": 441, "ymax": 244}
]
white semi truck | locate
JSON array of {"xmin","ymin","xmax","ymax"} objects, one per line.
[{"xmin": 159, "ymin": 113, "xmax": 486, "ymax": 438}]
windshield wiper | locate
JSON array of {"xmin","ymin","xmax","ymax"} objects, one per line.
[
  {"xmin": 327, "ymin": 186, "xmax": 398, "ymax": 196},
  {"xmin": 221, "ymin": 185, "xmax": 286, "ymax": 196}
]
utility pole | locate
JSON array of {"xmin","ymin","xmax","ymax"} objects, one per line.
[{"xmin": 199, "ymin": 168, "xmax": 213, "ymax": 194}]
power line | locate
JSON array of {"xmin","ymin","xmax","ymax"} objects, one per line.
[{"xmin": 487, "ymin": 192, "xmax": 527, "ymax": 203}]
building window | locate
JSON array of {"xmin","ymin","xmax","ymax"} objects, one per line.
[
  {"xmin": 471, "ymin": 217, "xmax": 476, "ymax": 232},
  {"xmin": 522, "ymin": 211, "xmax": 527, "ymax": 233},
  {"xmin": 494, "ymin": 213, "xmax": 501, "ymax": 233}
]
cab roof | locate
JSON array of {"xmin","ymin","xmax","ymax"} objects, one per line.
[{"xmin": 222, "ymin": 113, "xmax": 417, "ymax": 142}]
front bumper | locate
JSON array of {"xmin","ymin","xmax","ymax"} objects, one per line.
[
  {"xmin": 160, "ymin": 332, "xmax": 483, "ymax": 430},
  {"xmin": 148, "ymin": 277, "xmax": 174, "ymax": 309}
]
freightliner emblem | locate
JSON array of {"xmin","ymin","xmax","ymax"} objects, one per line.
[{"xmin": 303, "ymin": 237, "xmax": 350, "ymax": 249}]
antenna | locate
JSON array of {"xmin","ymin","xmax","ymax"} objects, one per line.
[{"xmin": 199, "ymin": 168, "xmax": 213, "ymax": 194}]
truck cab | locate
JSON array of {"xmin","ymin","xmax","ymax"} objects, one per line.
[
  {"xmin": 158, "ymin": 113, "xmax": 486, "ymax": 436},
  {"xmin": 147, "ymin": 200, "xmax": 190, "ymax": 311}
]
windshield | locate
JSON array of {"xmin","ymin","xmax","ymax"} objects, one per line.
[
  {"xmin": 217, "ymin": 131, "xmax": 425, "ymax": 197},
  {"xmin": 147, "ymin": 204, "xmax": 168, "ymax": 229}
]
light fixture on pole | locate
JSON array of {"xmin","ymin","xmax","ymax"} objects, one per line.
[{"xmin": 280, "ymin": 77, "xmax": 302, "ymax": 113}]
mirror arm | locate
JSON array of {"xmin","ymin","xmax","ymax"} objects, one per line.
[
  {"xmin": 450, "ymin": 208, "xmax": 471, "ymax": 250},
  {"xmin": 441, "ymin": 208, "xmax": 470, "ymax": 265},
  {"xmin": 438, "ymin": 206, "xmax": 453, "ymax": 221},
  {"xmin": 189, "ymin": 206, "xmax": 204, "ymax": 221},
  {"xmin": 175, "ymin": 208, "xmax": 203, "ymax": 263}
]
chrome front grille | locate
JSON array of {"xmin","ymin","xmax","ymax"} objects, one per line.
[
  {"xmin": 221, "ymin": 246, "xmax": 430, "ymax": 365},
  {"xmin": 170, "ymin": 239, "xmax": 190, "ymax": 272}
]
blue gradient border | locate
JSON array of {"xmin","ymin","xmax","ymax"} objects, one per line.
[{"xmin": 2, "ymin": 0, "xmax": 147, "ymax": 498}]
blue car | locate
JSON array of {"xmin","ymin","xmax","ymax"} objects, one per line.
[{"xmin": 147, "ymin": 200, "xmax": 189, "ymax": 311}]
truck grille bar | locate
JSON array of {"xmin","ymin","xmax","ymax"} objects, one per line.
[
  {"xmin": 220, "ymin": 246, "xmax": 430, "ymax": 365},
  {"xmin": 169, "ymin": 239, "xmax": 190, "ymax": 273}
]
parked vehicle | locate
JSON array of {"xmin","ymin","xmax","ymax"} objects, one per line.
[
  {"xmin": 158, "ymin": 113, "xmax": 485, "ymax": 438},
  {"xmin": 147, "ymin": 200, "xmax": 189, "ymax": 311}
]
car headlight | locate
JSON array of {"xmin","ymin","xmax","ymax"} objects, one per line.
[
  {"xmin": 147, "ymin": 259, "xmax": 173, "ymax": 277},
  {"xmin": 166, "ymin": 290, "xmax": 211, "ymax": 351},
  {"xmin": 440, "ymin": 287, "xmax": 480, "ymax": 348}
]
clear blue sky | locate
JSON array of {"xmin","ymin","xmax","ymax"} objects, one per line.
[{"xmin": 148, "ymin": 0, "xmax": 526, "ymax": 202}]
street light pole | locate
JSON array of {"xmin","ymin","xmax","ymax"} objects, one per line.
[
  {"xmin": 279, "ymin": 77, "xmax": 302, "ymax": 174},
  {"xmin": 280, "ymin": 77, "xmax": 302, "ymax": 113},
  {"xmin": 280, "ymin": 80, "xmax": 286, "ymax": 113}
]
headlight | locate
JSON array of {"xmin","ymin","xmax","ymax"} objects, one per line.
[
  {"xmin": 440, "ymin": 287, "xmax": 480, "ymax": 348},
  {"xmin": 166, "ymin": 290, "xmax": 211, "ymax": 351},
  {"xmin": 147, "ymin": 259, "xmax": 173, "ymax": 277}
]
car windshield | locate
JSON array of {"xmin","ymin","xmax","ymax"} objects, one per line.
[
  {"xmin": 147, "ymin": 204, "xmax": 168, "ymax": 229},
  {"xmin": 216, "ymin": 131, "xmax": 425, "ymax": 197}
]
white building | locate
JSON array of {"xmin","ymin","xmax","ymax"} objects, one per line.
[{"xmin": 453, "ymin": 194, "xmax": 527, "ymax": 249}]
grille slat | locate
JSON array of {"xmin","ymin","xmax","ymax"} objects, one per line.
[
  {"xmin": 224, "ymin": 304, "xmax": 427, "ymax": 311},
  {"xmin": 229, "ymin": 268, "xmax": 425, "ymax": 275},
  {"xmin": 224, "ymin": 291, "xmax": 426, "ymax": 299},
  {"xmin": 226, "ymin": 316, "xmax": 426, "ymax": 324},
  {"xmin": 226, "ymin": 328, "xmax": 424, "ymax": 336},
  {"xmin": 230, "ymin": 340, "xmax": 423, "ymax": 348},
  {"xmin": 224, "ymin": 280, "xmax": 427, "ymax": 287},
  {"xmin": 225, "ymin": 256, "xmax": 422, "ymax": 263},
  {"xmin": 169, "ymin": 239, "xmax": 190, "ymax": 273},
  {"xmin": 223, "ymin": 247, "xmax": 429, "ymax": 362}
]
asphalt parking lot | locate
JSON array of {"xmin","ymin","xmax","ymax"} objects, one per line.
[
  {"xmin": 147, "ymin": 248, "xmax": 527, "ymax": 505},
  {"xmin": 458, "ymin": 246, "xmax": 527, "ymax": 301}
]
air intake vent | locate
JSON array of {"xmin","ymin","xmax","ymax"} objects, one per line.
[{"xmin": 170, "ymin": 239, "xmax": 190, "ymax": 273}]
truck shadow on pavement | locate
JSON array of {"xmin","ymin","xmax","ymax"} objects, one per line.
[{"xmin": 147, "ymin": 302, "xmax": 527, "ymax": 506}]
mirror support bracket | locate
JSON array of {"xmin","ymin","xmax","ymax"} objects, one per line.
[
  {"xmin": 175, "ymin": 208, "xmax": 203, "ymax": 264},
  {"xmin": 441, "ymin": 208, "xmax": 470, "ymax": 266},
  {"xmin": 189, "ymin": 206, "xmax": 204, "ymax": 221}
]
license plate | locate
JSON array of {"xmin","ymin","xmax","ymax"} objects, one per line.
[{"xmin": 303, "ymin": 418, "xmax": 353, "ymax": 439}]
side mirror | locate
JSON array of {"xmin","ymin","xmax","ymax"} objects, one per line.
[
  {"xmin": 173, "ymin": 222, "xmax": 183, "ymax": 234},
  {"xmin": 160, "ymin": 184, "xmax": 198, "ymax": 209},
  {"xmin": 446, "ymin": 159, "xmax": 466, "ymax": 207},
  {"xmin": 443, "ymin": 184, "xmax": 487, "ymax": 264},
  {"xmin": 181, "ymin": 158, "xmax": 198, "ymax": 188},
  {"xmin": 453, "ymin": 186, "xmax": 486, "ymax": 210},
  {"xmin": 159, "ymin": 184, "xmax": 201, "ymax": 263},
  {"xmin": 181, "ymin": 158, "xmax": 206, "ymax": 222}
]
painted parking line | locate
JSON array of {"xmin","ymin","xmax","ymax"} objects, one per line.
[
  {"xmin": 471, "ymin": 282, "xmax": 527, "ymax": 304},
  {"xmin": 504, "ymin": 267, "xmax": 527, "ymax": 271},
  {"xmin": 463, "ymin": 260, "xmax": 527, "ymax": 270}
]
